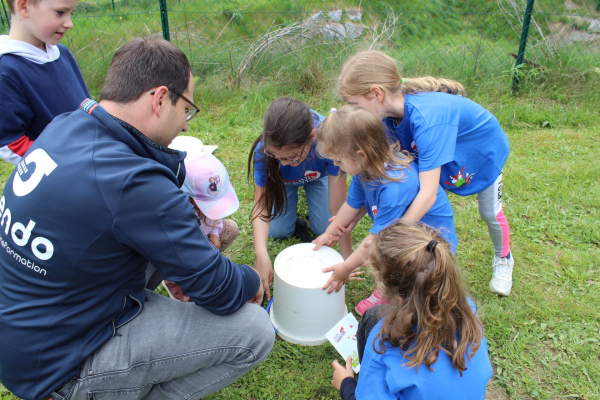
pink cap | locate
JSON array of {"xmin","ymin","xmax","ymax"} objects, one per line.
[{"xmin": 170, "ymin": 137, "xmax": 239, "ymax": 220}]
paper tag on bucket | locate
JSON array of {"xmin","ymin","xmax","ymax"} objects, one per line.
[{"xmin": 325, "ymin": 313, "xmax": 361, "ymax": 373}]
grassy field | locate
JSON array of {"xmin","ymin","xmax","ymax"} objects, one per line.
[
  {"xmin": 1, "ymin": 1, "xmax": 600, "ymax": 399},
  {"xmin": 1, "ymin": 67, "xmax": 599, "ymax": 399}
]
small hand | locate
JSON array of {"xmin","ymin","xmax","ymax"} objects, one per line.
[
  {"xmin": 322, "ymin": 262, "xmax": 351, "ymax": 294},
  {"xmin": 208, "ymin": 234, "xmax": 221, "ymax": 250},
  {"xmin": 312, "ymin": 232, "xmax": 335, "ymax": 251},
  {"xmin": 327, "ymin": 216, "xmax": 356, "ymax": 240},
  {"xmin": 331, "ymin": 356, "xmax": 355, "ymax": 391}
]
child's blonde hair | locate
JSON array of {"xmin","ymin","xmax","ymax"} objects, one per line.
[
  {"xmin": 338, "ymin": 50, "xmax": 466, "ymax": 99},
  {"xmin": 315, "ymin": 105, "xmax": 411, "ymax": 183},
  {"xmin": 6, "ymin": 0, "xmax": 42, "ymax": 15},
  {"xmin": 369, "ymin": 219, "xmax": 483, "ymax": 375}
]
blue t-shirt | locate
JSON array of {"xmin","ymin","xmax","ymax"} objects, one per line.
[
  {"xmin": 346, "ymin": 161, "xmax": 457, "ymax": 253},
  {"xmin": 253, "ymin": 110, "xmax": 341, "ymax": 187},
  {"xmin": 384, "ymin": 92, "xmax": 509, "ymax": 196},
  {"xmin": 356, "ymin": 298, "xmax": 493, "ymax": 400}
]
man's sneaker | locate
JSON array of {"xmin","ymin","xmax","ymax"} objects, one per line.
[
  {"xmin": 490, "ymin": 255, "xmax": 514, "ymax": 296},
  {"xmin": 355, "ymin": 289, "xmax": 389, "ymax": 316},
  {"xmin": 293, "ymin": 216, "xmax": 314, "ymax": 243}
]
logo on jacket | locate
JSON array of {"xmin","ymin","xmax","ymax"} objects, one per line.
[
  {"xmin": 13, "ymin": 149, "xmax": 57, "ymax": 197},
  {"xmin": 444, "ymin": 167, "xmax": 475, "ymax": 188},
  {"xmin": 371, "ymin": 205, "xmax": 378, "ymax": 217},
  {"xmin": 304, "ymin": 170, "xmax": 321, "ymax": 181}
]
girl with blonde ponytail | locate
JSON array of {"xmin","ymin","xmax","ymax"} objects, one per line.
[
  {"xmin": 330, "ymin": 220, "xmax": 493, "ymax": 400},
  {"xmin": 337, "ymin": 50, "xmax": 514, "ymax": 297}
]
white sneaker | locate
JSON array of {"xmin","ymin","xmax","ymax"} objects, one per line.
[{"xmin": 490, "ymin": 255, "xmax": 514, "ymax": 296}]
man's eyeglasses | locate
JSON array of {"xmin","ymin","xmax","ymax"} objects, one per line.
[
  {"xmin": 263, "ymin": 140, "xmax": 309, "ymax": 164},
  {"xmin": 150, "ymin": 88, "xmax": 200, "ymax": 122}
]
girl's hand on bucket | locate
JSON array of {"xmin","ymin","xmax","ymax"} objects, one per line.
[
  {"xmin": 331, "ymin": 356, "xmax": 355, "ymax": 391},
  {"xmin": 312, "ymin": 232, "xmax": 335, "ymax": 251},
  {"xmin": 322, "ymin": 263, "xmax": 350, "ymax": 293}
]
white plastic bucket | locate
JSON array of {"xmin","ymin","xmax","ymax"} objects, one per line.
[{"xmin": 269, "ymin": 243, "xmax": 347, "ymax": 346}]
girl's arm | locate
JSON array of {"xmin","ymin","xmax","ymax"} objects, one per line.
[
  {"xmin": 401, "ymin": 167, "xmax": 441, "ymax": 223},
  {"xmin": 252, "ymin": 184, "xmax": 273, "ymax": 301},
  {"xmin": 321, "ymin": 233, "xmax": 376, "ymax": 294},
  {"xmin": 313, "ymin": 202, "xmax": 362, "ymax": 250},
  {"xmin": 328, "ymin": 174, "xmax": 352, "ymax": 259}
]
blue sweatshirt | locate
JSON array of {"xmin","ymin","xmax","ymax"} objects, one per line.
[
  {"xmin": 0, "ymin": 100, "xmax": 260, "ymax": 400},
  {"xmin": 0, "ymin": 43, "xmax": 89, "ymax": 164}
]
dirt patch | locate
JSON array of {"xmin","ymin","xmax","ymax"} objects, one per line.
[{"xmin": 486, "ymin": 379, "xmax": 510, "ymax": 400}]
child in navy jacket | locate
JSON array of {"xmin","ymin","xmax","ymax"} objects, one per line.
[{"xmin": 0, "ymin": 0, "xmax": 89, "ymax": 164}]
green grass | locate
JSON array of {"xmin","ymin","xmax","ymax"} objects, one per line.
[
  {"xmin": 2, "ymin": 73, "xmax": 599, "ymax": 399},
  {"xmin": 1, "ymin": 1, "xmax": 600, "ymax": 399}
]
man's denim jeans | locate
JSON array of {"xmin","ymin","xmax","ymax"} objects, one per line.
[{"xmin": 50, "ymin": 290, "xmax": 275, "ymax": 399}]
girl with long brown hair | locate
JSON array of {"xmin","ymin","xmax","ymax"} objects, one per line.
[
  {"xmin": 331, "ymin": 220, "xmax": 493, "ymax": 400},
  {"xmin": 338, "ymin": 49, "xmax": 514, "ymax": 297},
  {"xmin": 313, "ymin": 105, "xmax": 457, "ymax": 316},
  {"xmin": 248, "ymin": 98, "xmax": 352, "ymax": 298}
]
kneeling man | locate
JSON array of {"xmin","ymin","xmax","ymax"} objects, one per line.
[{"xmin": 0, "ymin": 37, "xmax": 274, "ymax": 400}]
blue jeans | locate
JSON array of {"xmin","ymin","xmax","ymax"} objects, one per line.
[
  {"xmin": 269, "ymin": 176, "xmax": 330, "ymax": 238},
  {"xmin": 50, "ymin": 290, "xmax": 274, "ymax": 400}
]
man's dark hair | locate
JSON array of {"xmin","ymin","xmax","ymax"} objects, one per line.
[{"xmin": 99, "ymin": 36, "xmax": 192, "ymax": 105}]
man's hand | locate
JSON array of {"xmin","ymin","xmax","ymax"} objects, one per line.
[
  {"xmin": 331, "ymin": 356, "xmax": 355, "ymax": 391},
  {"xmin": 322, "ymin": 262, "xmax": 351, "ymax": 294},
  {"xmin": 247, "ymin": 266, "xmax": 265, "ymax": 305},
  {"xmin": 254, "ymin": 256, "xmax": 273, "ymax": 301},
  {"xmin": 208, "ymin": 233, "xmax": 221, "ymax": 250}
]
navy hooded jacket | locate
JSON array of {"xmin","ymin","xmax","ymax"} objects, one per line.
[{"xmin": 0, "ymin": 100, "xmax": 260, "ymax": 400}]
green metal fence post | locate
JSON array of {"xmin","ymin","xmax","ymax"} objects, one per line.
[
  {"xmin": 111, "ymin": 0, "xmax": 115, "ymax": 12},
  {"xmin": 159, "ymin": 0, "xmax": 170, "ymax": 41},
  {"xmin": 1, "ymin": 0, "xmax": 10, "ymax": 30},
  {"xmin": 512, "ymin": 0, "xmax": 535, "ymax": 93},
  {"xmin": 597, "ymin": 0, "xmax": 600, "ymax": 12}
]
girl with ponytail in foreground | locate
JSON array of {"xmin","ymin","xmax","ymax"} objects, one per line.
[{"xmin": 331, "ymin": 220, "xmax": 493, "ymax": 400}]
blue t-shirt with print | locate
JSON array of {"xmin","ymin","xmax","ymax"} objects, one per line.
[
  {"xmin": 384, "ymin": 92, "xmax": 509, "ymax": 196},
  {"xmin": 254, "ymin": 110, "xmax": 340, "ymax": 187},
  {"xmin": 346, "ymin": 160, "xmax": 457, "ymax": 253},
  {"xmin": 355, "ymin": 298, "xmax": 493, "ymax": 400}
]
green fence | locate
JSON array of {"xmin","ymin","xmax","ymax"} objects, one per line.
[{"xmin": 1, "ymin": 0, "xmax": 599, "ymax": 91}]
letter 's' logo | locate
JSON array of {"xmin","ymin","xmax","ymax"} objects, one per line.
[{"xmin": 13, "ymin": 149, "xmax": 57, "ymax": 197}]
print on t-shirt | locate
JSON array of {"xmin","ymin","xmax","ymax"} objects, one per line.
[{"xmin": 444, "ymin": 166, "xmax": 475, "ymax": 188}]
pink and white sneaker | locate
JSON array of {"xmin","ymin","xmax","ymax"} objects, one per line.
[{"xmin": 355, "ymin": 289, "xmax": 389, "ymax": 316}]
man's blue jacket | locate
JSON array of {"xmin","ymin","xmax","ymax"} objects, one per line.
[{"xmin": 0, "ymin": 100, "xmax": 260, "ymax": 400}]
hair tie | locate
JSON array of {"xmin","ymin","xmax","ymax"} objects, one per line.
[
  {"xmin": 401, "ymin": 77, "xmax": 407, "ymax": 84},
  {"xmin": 427, "ymin": 240, "xmax": 438, "ymax": 252},
  {"xmin": 330, "ymin": 107, "xmax": 338, "ymax": 113}
]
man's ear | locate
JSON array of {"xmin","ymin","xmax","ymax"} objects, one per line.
[{"xmin": 150, "ymin": 86, "xmax": 169, "ymax": 117}]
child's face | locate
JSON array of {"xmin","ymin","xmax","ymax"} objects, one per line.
[
  {"xmin": 21, "ymin": 0, "xmax": 78, "ymax": 50},
  {"xmin": 333, "ymin": 156, "xmax": 363, "ymax": 176},
  {"xmin": 344, "ymin": 94, "xmax": 384, "ymax": 120}
]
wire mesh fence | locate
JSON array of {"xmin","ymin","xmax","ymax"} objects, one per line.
[{"xmin": 1, "ymin": 0, "xmax": 598, "ymax": 91}]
